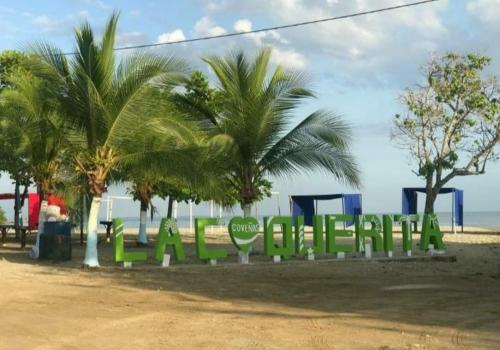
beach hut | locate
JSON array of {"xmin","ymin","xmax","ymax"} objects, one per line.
[
  {"xmin": 290, "ymin": 194, "xmax": 362, "ymax": 226},
  {"xmin": 401, "ymin": 187, "xmax": 464, "ymax": 233}
]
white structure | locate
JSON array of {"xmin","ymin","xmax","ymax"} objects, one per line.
[{"xmin": 100, "ymin": 195, "xmax": 133, "ymax": 221}]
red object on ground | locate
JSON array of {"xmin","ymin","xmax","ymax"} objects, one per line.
[{"xmin": 0, "ymin": 193, "xmax": 67, "ymax": 230}]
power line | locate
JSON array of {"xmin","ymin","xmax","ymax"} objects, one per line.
[{"xmin": 62, "ymin": 0, "xmax": 440, "ymax": 56}]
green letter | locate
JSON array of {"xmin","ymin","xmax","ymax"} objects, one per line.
[
  {"xmin": 228, "ymin": 216, "xmax": 259, "ymax": 253},
  {"xmin": 382, "ymin": 215, "xmax": 394, "ymax": 253},
  {"xmin": 312, "ymin": 215, "xmax": 325, "ymax": 254},
  {"xmin": 294, "ymin": 215, "xmax": 324, "ymax": 256},
  {"xmin": 264, "ymin": 216, "xmax": 293, "ymax": 258},
  {"xmin": 354, "ymin": 215, "xmax": 383, "ymax": 252},
  {"xmin": 420, "ymin": 214, "xmax": 445, "ymax": 250},
  {"xmin": 154, "ymin": 218, "xmax": 185, "ymax": 262},
  {"xmin": 113, "ymin": 218, "xmax": 147, "ymax": 263},
  {"xmin": 394, "ymin": 214, "xmax": 419, "ymax": 252},
  {"xmin": 195, "ymin": 218, "xmax": 227, "ymax": 261},
  {"xmin": 325, "ymin": 214, "xmax": 353, "ymax": 254},
  {"xmin": 294, "ymin": 215, "xmax": 306, "ymax": 255}
]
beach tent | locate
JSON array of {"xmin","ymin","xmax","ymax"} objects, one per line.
[
  {"xmin": 402, "ymin": 187, "xmax": 463, "ymax": 232},
  {"xmin": 290, "ymin": 194, "xmax": 362, "ymax": 226}
]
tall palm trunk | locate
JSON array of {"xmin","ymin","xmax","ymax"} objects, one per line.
[
  {"xmin": 78, "ymin": 148, "xmax": 114, "ymax": 267},
  {"xmin": 137, "ymin": 199, "xmax": 149, "ymax": 245},
  {"xmin": 83, "ymin": 196, "xmax": 102, "ymax": 267},
  {"xmin": 242, "ymin": 203, "xmax": 252, "ymax": 217}
]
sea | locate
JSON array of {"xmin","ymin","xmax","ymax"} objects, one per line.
[{"xmin": 113, "ymin": 211, "xmax": 500, "ymax": 229}]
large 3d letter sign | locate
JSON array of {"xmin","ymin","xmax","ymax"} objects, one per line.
[
  {"xmin": 113, "ymin": 218, "xmax": 147, "ymax": 264},
  {"xmin": 154, "ymin": 218, "xmax": 185, "ymax": 262},
  {"xmin": 420, "ymin": 214, "xmax": 445, "ymax": 250},
  {"xmin": 325, "ymin": 215, "xmax": 353, "ymax": 254},
  {"xmin": 382, "ymin": 215, "xmax": 394, "ymax": 254},
  {"xmin": 394, "ymin": 214, "xmax": 419, "ymax": 254},
  {"xmin": 109, "ymin": 213, "xmax": 446, "ymax": 267},
  {"xmin": 264, "ymin": 216, "xmax": 293, "ymax": 259},
  {"xmin": 294, "ymin": 215, "xmax": 324, "ymax": 256},
  {"xmin": 228, "ymin": 217, "xmax": 259, "ymax": 253},
  {"xmin": 195, "ymin": 218, "xmax": 227, "ymax": 262},
  {"xmin": 355, "ymin": 215, "xmax": 383, "ymax": 252}
]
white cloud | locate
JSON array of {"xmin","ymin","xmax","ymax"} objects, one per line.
[
  {"xmin": 467, "ymin": 0, "xmax": 500, "ymax": 23},
  {"xmin": 233, "ymin": 18, "xmax": 288, "ymax": 46},
  {"xmin": 32, "ymin": 14, "xmax": 64, "ymax": 32},
  {"xmin": 202, "ymin": 0, "xmax": 450, "ymax": 86},
  {"xmin": 78, "ymin": 10, "xmax": 90, "ymax": 19},
  {"xmin": 234, "ymin": 19, "xmax": 252, "ymax": 32},
  {"xmin": 116, "ymin": 31, "xmax": 148, "ymax": 47},
  {"xmin": 157, "ymin": 29, "xmax": 186, "ymax": 43},
  {"xmin": 194, "ymin": 17, "xmax": 226, "ymax": 36},
  {"xmin": 26, "ymin": 12, "xmax": 85, "ymax": 35},
  {"xmin": 271, "ymin": 47, "xmax": 306, "ymax": 69},
  {"xmin": 33, "ymin": 15, "xmax": 52, "ymax": 27}
]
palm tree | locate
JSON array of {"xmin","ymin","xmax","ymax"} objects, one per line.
[
  {"xmin": 31, "ymin": 13, "xmax": 187, "ymax": 267},
  {"xmin": 0, "ymin": 51, "xmax": 37, "ymax": 239},
  {"xmin": 176, "ymin": 48, "xmax": 361, "ymax": 216},
  {"xmin": 127, "ymin": 176, "xmax": 156, "ymax": 245},
  {"xmin": 0, "ymin": 72, "xmax": 66, "ymax": 257},
  {"xmin": 122, "ymin": 129, "xmax": 227, "ymax": 245}
]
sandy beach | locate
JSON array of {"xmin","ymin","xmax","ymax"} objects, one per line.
[{"xmin": 0, "ymin": 228, "xmax": 499, "ymax": 350}]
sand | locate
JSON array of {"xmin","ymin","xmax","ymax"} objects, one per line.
[{"xmin": 0, "ymin": 228, "xmax": 499, "ymax": 350}]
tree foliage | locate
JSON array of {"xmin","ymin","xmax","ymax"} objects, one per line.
[
  {"xmin": 0, "ymin": 50, "xmax": 33, "ymax": 91},
  {"xmin": 0, "ymin": 72, "xmax": 66, "ymax": 199},
  {"xmin": 176, "ymin": 48, "xmax": 360, "ymax": 214},
  {"xmin": 393, "ymin": 53, "xmax": 500, "ymax": 213}
]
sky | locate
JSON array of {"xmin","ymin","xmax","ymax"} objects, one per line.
[{"xmin": 0, "ymin": 0, "xmax": 500, "ymax": 220}]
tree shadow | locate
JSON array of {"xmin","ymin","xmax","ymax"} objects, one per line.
[{"xmin": 1, "ymin": 232, "xmax": 499, "ymax": 347}]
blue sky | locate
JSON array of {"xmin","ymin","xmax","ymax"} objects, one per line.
[{"xmin": 1, "ymin": 0, "xmax": 500, "ymax": 219}]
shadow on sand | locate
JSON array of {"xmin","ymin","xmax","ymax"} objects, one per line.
[{"xmin": 1, "ymin": 232, "xmax": 500, "ymax": 348}]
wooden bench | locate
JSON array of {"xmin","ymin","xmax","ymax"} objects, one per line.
[{"xmin": 0, "ymin": 224, "xmax": 30, "ymax": 248}]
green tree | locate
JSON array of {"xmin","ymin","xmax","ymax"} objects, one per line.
[
  {"xmin": 176, "ymin": 48, "xmax": 360, "ymax": 216},
  {"xmin": 0, "ymin": 107, "xmax": 30, "ymax": 233},
  {"xmin": 393, "ymin": 53, "xmax": 500, "ymax": 213},
  {"xmin": 0, "ymin": 50, "xmax": 32, "ymax": 91},
  {"xmin": 156, "ymin": 180, "xmax": 205, "ymax": 218},
  {"xmin": 31, "ymin": 13, "xmax": 188, "ymax": 267},
  {"xmin": 0, "ymin": 72, "xmax": 67, "ymax": 257},
  {"xmin": 0, "ymin": 50, "xmax": 36, "ymax": 237},
  {"xmin": 119, "ymin": 86, "xmax": 218, "ymax": 245},
  {"xmin": 126, "ymin": 173, "xmax": 158, "ymax": 245}
]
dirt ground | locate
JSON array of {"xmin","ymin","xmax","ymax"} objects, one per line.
[{"xmin": 0, "ymin": 228, "xmax": 499, "ymax": 350}]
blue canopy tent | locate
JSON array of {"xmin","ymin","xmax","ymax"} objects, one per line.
[
  {"xmin": 290, "ymin": 194, "xmax": 362, "ymax": 226},
  {"xmin": 402, "ymin": 187, "xmax": 464, "ymax": 232}
]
